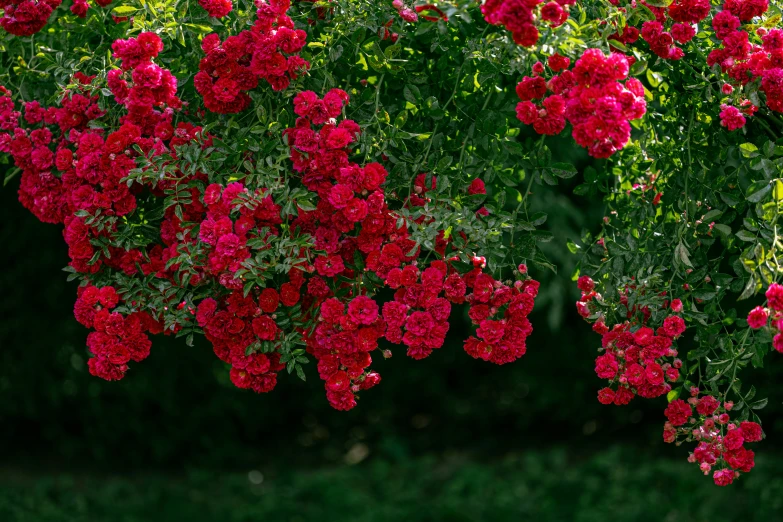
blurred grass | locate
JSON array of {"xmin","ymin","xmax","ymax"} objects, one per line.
[{"xmin": 3, "ymin": 446, "xmax": 783, "ymax": 522}]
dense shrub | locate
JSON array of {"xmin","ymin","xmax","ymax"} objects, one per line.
[{"xmin": 2, "ymin": 0, "xmax": 783, "ymax": 486}]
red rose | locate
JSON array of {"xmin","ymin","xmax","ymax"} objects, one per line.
[
  {"xmin": 252, "ymin": 315, "xmax": 278, "ymax": 341},
  {"xmin": 723, "ymin": 429, "xmax": 744, "ymax": 451},
  {"xmin": 595, "ymin": 352, "xmax": 618, "ymax": 379},
  {"xmin": 645, "ymin": 363, "xmax": 665, "ymax": 385},
  {"xmin": 696, "ymin": 395, "xmax": 720, "ymax": 416},
  {"xmin": 279, "ymin": 283, "xmax": 300, "ymax": 307},
  {"xmin": 259, "ymin": 288, "xmax": 280, "ymax": 313},
  {"xmin": 740, "ymin": 421, "xmax": 763, "ymax": 442},
  {"xmin": 597, "ymin": 387, "xmax": 615, "ymax": 404},
  {"xmin": 664, "ymin": 399, "xmax": 692, "ymax": 426},
  {"xmin": 405, "ymin": 311, "xmax": 435, "ymax": 337},
  {"xmin": 713, "ymin": 469, "xmax": 735, "ymax": 486},
  {"xmin": 326, "ymin": 371, "xmax": 350, "ymax": 392},
  {"xmin": 347, "ymin": 296, "xmax": 379, "ymax": 325},
  {"xmin": 613, "ymin": 385, "xmax": 634, "ymax": 405},
  {"xmin": 662, "ymin": 315, "xmax": 686, "ymax": 338}
]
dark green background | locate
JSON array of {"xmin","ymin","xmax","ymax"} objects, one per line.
[{"xmin": 2, "ymin": 159, "xmax": 783, "ymax": 521}]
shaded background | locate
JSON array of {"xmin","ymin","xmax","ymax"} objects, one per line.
[{"xmin": 2, "ymin": 146, "xmax": 783, "ymax": 522}]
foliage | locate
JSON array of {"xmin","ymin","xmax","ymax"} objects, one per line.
[{"xmin": 1, "ymin": 0, "xmax": 783, "ymax": 488}]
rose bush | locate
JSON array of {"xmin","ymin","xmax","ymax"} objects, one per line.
[{"xmin": 1, "ymin": 0, "xmax": 782, "ymax": 486}]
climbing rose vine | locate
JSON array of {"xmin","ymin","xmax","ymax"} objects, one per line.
[{"xmin": 2, "ymin": 0, "xmax": 783, "ymax": 487}]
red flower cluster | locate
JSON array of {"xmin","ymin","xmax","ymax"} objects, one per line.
[
  {"xmin": 287, "ymin": 89, "xmax": 386, "ymax": 201},
  {"xmin": 515, "ymin": 49, "xmax": 646, "ymax": 158},
  {"xmin": 0, "ymin": 33, "xmax": 216, "ymax": 380},
  {"xmin": 383, "ymin": 261, "xmax": 455, "ymax": 360},
  {"xmin": 723, "ymin": 0, "xmax": 769, "ymax": 21},
  {"xmin": 2, "ymin": 75, "xmax": 135, "ymax": 239},
  {"xmin": 607, "ymin": 24, "xmax": 641, "ymax": 54},
  {"xmin": 577, "ymin": 276, "xmax": 685, "ymax": 405},
  {"xmin": 194, "ymin": 0, "xmax": 309, "ymax": 113},
  {"xmin": 637, "ymin": 0, "xmax": 708, "ymax": 60},
  {"xmin": 199, "ymin": 0, "xmax": 232, "ymax": 17},
  {"xmin": 4, "ymin": 38, "xmax": 543, "ymax": 409},
  {"xmin": 481, "ymin": 0, "xmax": 574, "ymax": 47},
  {"xmin": 108, "ymin": 33, "xmax": 182, "ymax": 122},
  {"xmin": 391, "ymin": 0, "xmax": 418, "ymax": 23},
  {"xmin": 70, "ymin": 0, "xmax": 112, "ymax": 17},
  {"xmin": 605, "ymin": 0, "xmax": 774, "ymax": 123},
  {"xmin": 199, "ymin": 181, "xmax": 283, "ymax": 284},
  {"xmin": 767, "ymin": 282, "xmax": 783, "ymax": 312},
  {"xmin": 284, "ymin": 90, "xmax": 537, "ymax": 408},
  {"xmin": 196, "ymin": 292, "xmax": 287, "ymax": 394},
  {"xmin": 0, "ymin": 0, "xmax": 113, "ymax": 36},
  {"xmin": 70, "ymin": 0, "xmax": 87, "ymax": 16},
  {"xmin": 708, "ymin": 4, "xmax": 783, "ymax": 117},
  {"xmin": 312, "ymin": 296, "xmax": 385, "ymax": 410},
  {"xmin": 168, "ymin": 171, "xmax": 305, "ymax": 394},
  {"xmin": 603, "ymin": 0, "xmax": 776, "ymax": 131},
  {"xmin": 74, "ymin": 285, "xmax": 158, "ymax": 380},
  {"xmin": 577, "ymin": 273, "xmax": 772, "ymax": 486},
  {"xmin": 664, "ymin": 389, "xmax": 763, "ymax": 486},
  {"xmin": 463, "ymin": 268, "xmax": 539, "ymax": 365},
  {"xmin": 0, "ymin": 0, "xmax": 61, "ymax": 36},
  {"xmin": 747, "ymin": 283, "xmax": 783, "ymax": 353},
  {"xmin": 282, "ymin": 89, "xmax": 419, "ymax": 408},
  {"xmin": 719, "ymin": 104, "xmax": 747, "ymax": 130}
]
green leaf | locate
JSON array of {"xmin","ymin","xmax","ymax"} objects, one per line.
[
  {"xmin": 329, "ymin": 44, "xmax": 344, "ymax": 62},
  {"xmin": 549, "ymin": 162, "xmax": 577, "ymax": 178},
  {"xmin": 692, "ymin": 290, "xmax": 717, "ymax": 301},
  {"xmin": 530, "ymin": 212, "xmax": 548, "ymax": 226},
  {"xmin": 675, "ymin": 241, "xmax": 693, "ymax": 267},
  {"xmin": 740, "ymin": 143, "xmax": 759, "ymax": 158},
  {"xmin": 573, "ymin": 183, "xmax": 591, "ymax": 196},
  {"xmin": 636, "ymin": 3, "xmax": 658, "ymax": 19},
  {"xmin": 3, "ymin": 167, "xmax": 20, "ymax": 187},
  {"xmin": 702, "ymin": 209, "xmax": 723, "ymax": 222},
  {"xmin": 608, "ymin": 40, "xmax": 627, "ymax": 52},
  {"xmin": 738, "ymin": 276, "xmax": 759, "ymax": 300},
  {"xmin": 353, "ymin": 249, "xmax": 365, "ymax": 271},
  {"xmin": 297, "ymin": 200, "xmax": 316, "ymax": 211},
  {"xmin": 496, "ymin": 169, "xmax": 519, "ymax": 187},
  {"xmin": 437, "ymin": 155, "xmax": 453, "ymax": 171},
  {"xmin": 746, "ymin": 180, "xmax": 771, "ymax": 202},
  {"xmin": 184, "ymin": 24, "xmax": 215, "ymax": 35},
  {"xmin": 646, "ymin": 69, "xmax": 663, "ymax": 88},
  {"xmin": 537, "ymin": 146, "xmax": 552, "ymax": 166},
  {"xmin": 773, "ymin": 179, "xmax": 783, "ymax": 201},
  {"xmin": 403, "ymin": 84, "xmax": 420, "ymax": 105},
  {"xmin": 713, "ymin": 223, "xmax": 731, "ymax": 237},
  {"xmin": 394, "ymin": 110, "xmax": 408, "ymax": 129},
  {"xmin": 719, "ymin": 191, "xmax": 742, "ymax": 206},
  {"xmin": 111, "ymin": 5, "xmax": 138, "ymax": 15},
  {"xmin": 629, "ymin": 60, "xmax": 648, "ymax": 76}
]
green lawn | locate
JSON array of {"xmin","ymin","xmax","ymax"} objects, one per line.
[{"xmin": 2, "ymin": 446, "xmax": 781, "ymax": 522}]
